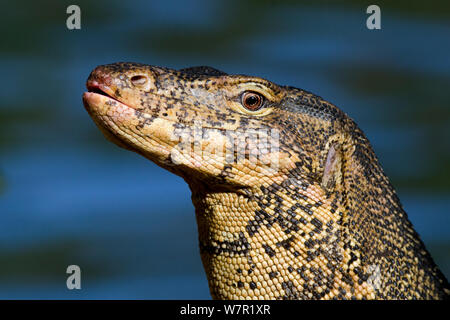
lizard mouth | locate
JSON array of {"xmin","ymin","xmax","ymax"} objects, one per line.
[
  {"xmin": 82, "ymin": 83, "xmax": 142, "ymax": 154},
  {"xmin": 84, "ymin": 80, "xmax": 123, "ymax": 104},
  {"xmin": 88, "ymin": 86, "xmax": 109, "ymax": 97}
]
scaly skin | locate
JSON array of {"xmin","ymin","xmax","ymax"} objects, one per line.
[{"xmin": 83, "ymin": 62, "xmax": 449, "ymax": 299}]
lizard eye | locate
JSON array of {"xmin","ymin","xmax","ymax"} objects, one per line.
[{"xmin": 241, "ymin": 91, "xmax": 264, "ymax": 111}]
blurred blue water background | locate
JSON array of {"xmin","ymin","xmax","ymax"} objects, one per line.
[{"xmin": 0, "ymin": 0, "xmax": 449, "ymax": 299}]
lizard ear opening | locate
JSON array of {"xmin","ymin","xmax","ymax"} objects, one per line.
[{"xmin": 321, "ymin": 143, "xmax": 343, "ymax": 192}]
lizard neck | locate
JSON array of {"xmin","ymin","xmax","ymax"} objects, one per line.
[
  {"xmin": 189, "ymin": 181, "xmax": 376, "ymax": 300},
  {"xmin": 337, "ymin": 126, "xmax": 450, "ymax": 299},
  {"xmin": 186, "ymin": 125, "xmax": 450, "ymax": 300}
]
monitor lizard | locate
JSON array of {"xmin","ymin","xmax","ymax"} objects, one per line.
[{"xmin": 83, "ymin": 62, "xmax": 450, "ymax": 299}]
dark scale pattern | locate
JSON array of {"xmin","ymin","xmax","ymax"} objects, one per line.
[{"xmin": 83, "ymin": 62, "xmax": 450, "ymax": 300}]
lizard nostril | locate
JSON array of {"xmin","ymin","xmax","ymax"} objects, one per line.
[{"xmin": 130, "ymin": 75, "xmax": 148, "ymax": 86}]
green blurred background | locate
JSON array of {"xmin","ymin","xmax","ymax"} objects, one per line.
[{"xmin": 0, "ymin": 0, "xmax": 449, "ymax": 298}]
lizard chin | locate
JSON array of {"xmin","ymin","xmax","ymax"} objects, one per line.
[{"xmin": 83, "ymin": 91, "xmax": 194, "ymax": 177}]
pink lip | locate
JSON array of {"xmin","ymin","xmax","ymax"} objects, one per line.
[
  {"xmin": 84, "ymin": 78, "xmax": 121, "ymax": 103},
  {"xmin": 87, "ymin": 79, "xmax": 101, "ymax": 91},
  {"xmin": 86, "ymin": 79, "xmax": 113, "ymax": 96},
  {"xmin": 83, "ymin": 85, "xmax": 136, "ymax": 111}
]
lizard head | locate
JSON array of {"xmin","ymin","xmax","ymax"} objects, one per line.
[{"xmin": 83, "ymin": 62, "xmax": 348, "ymax": 194}]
